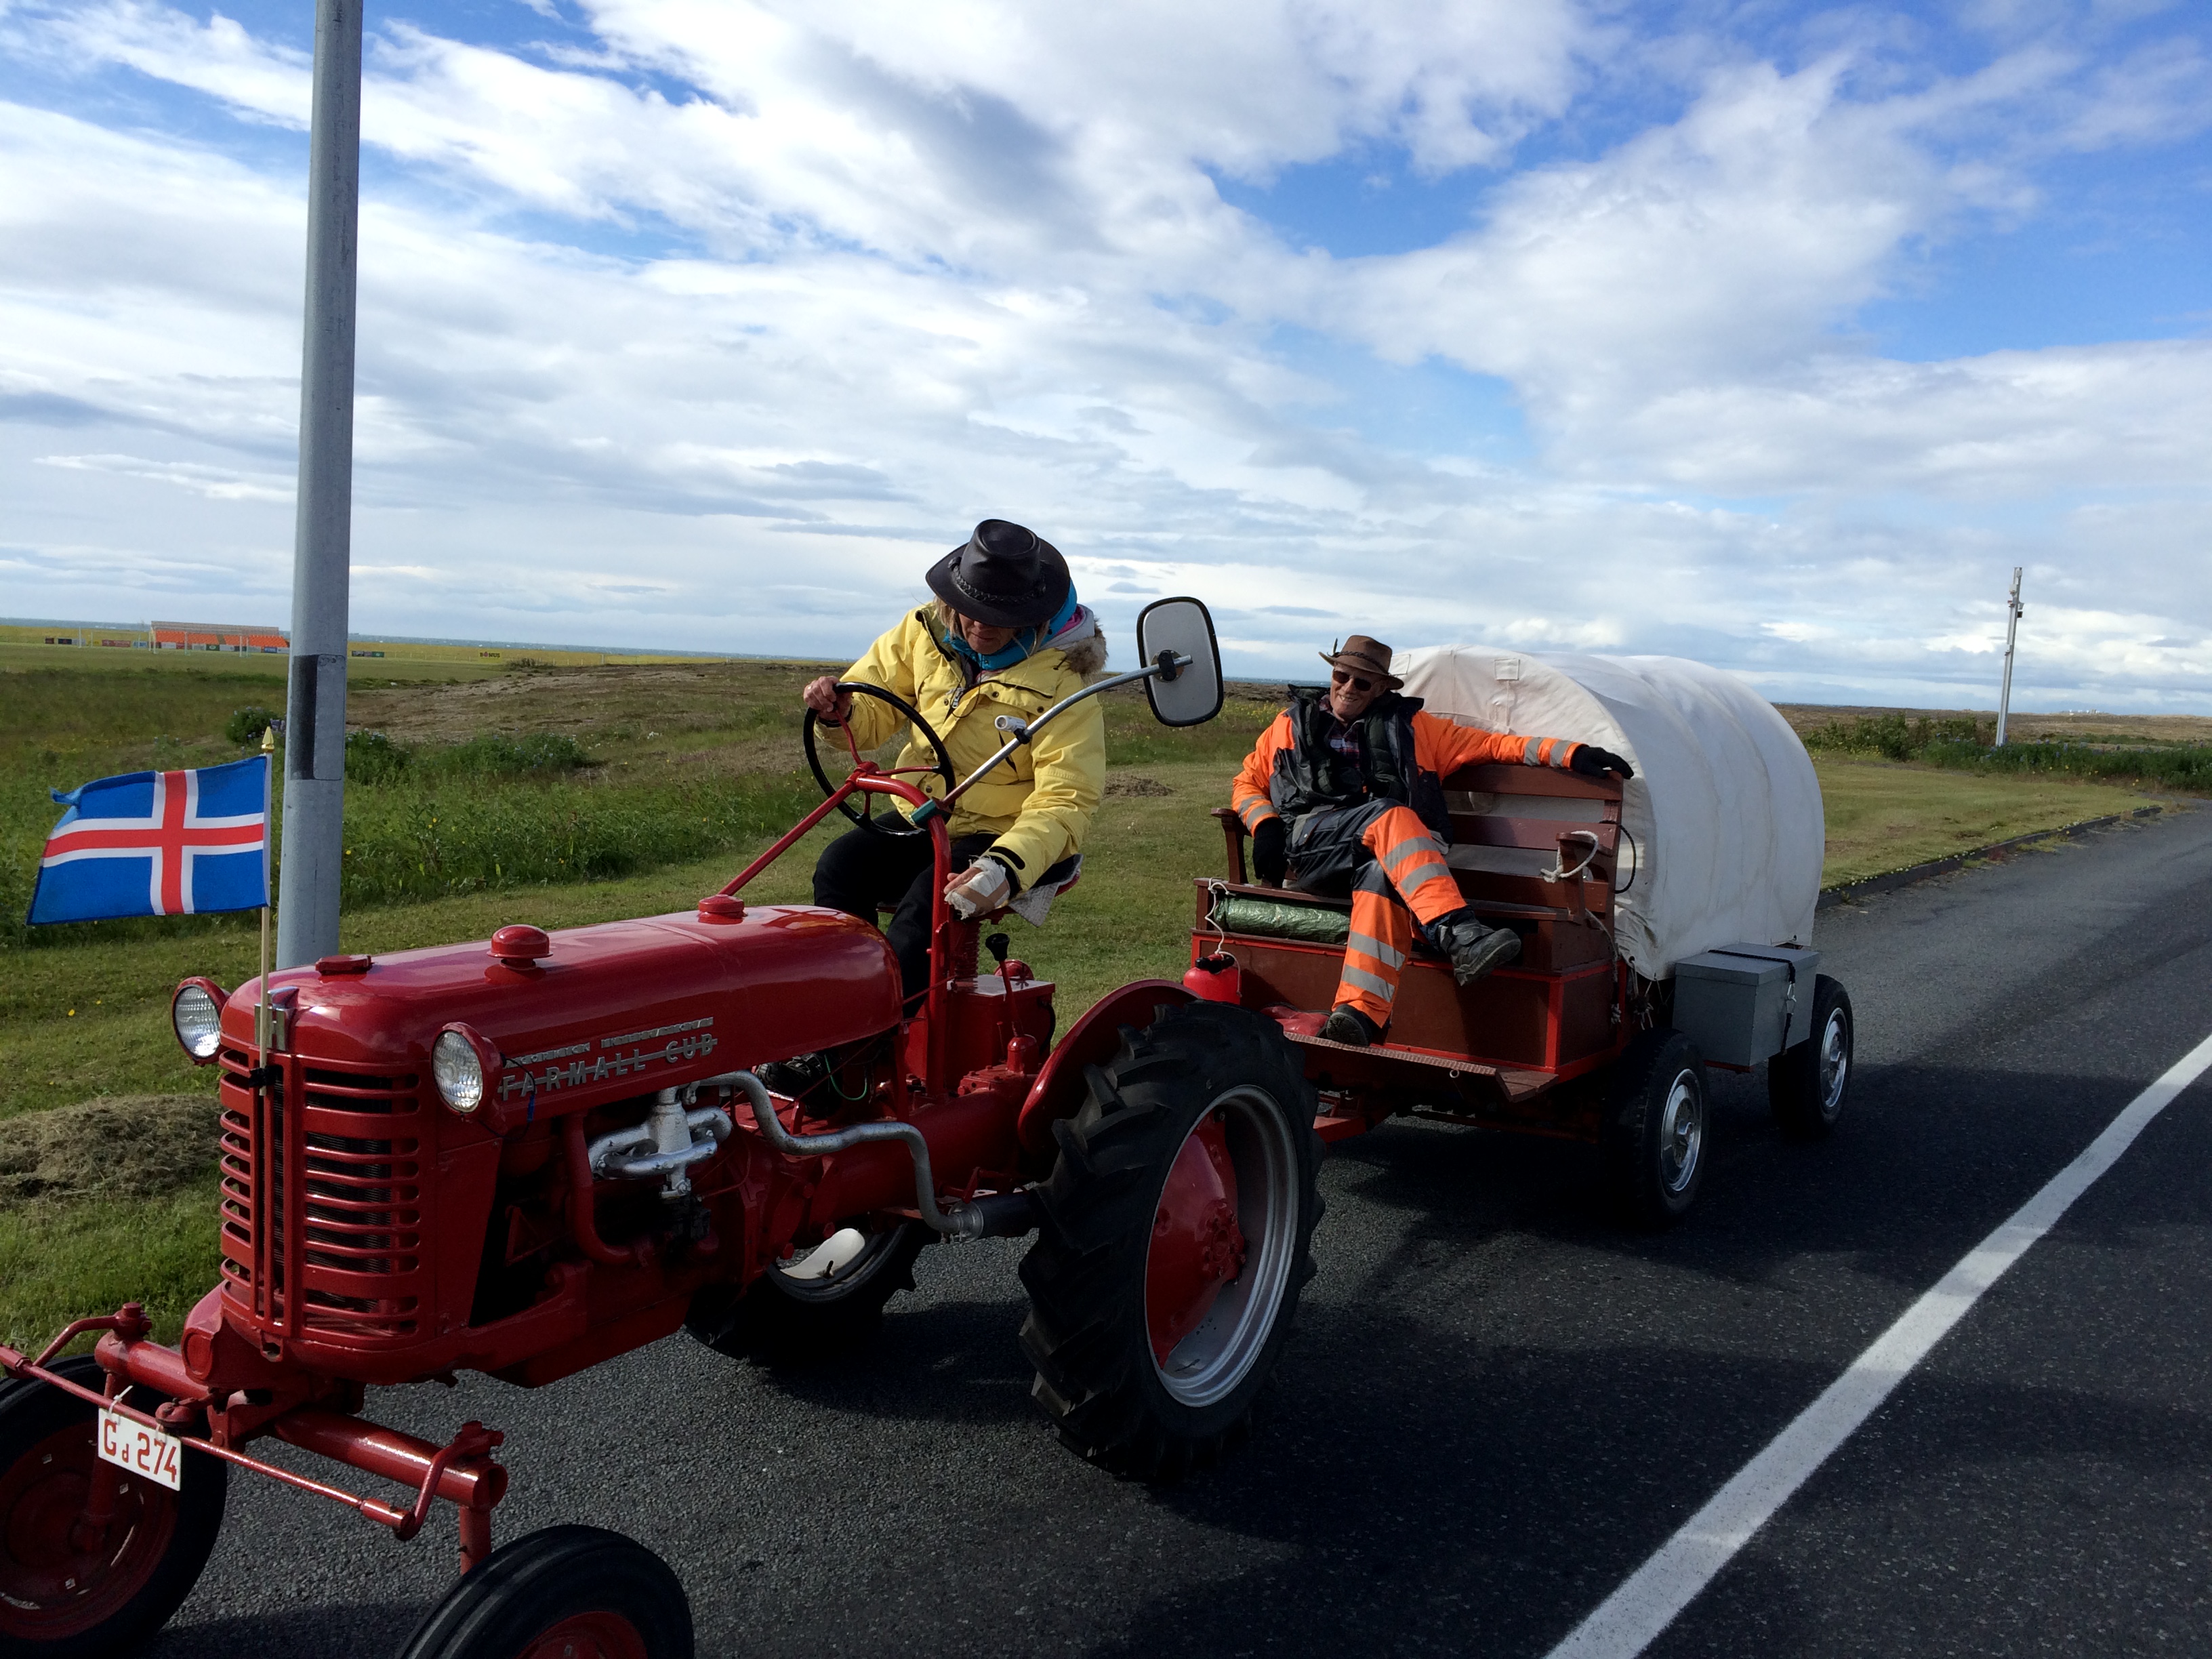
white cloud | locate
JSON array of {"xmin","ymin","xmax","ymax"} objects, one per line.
[
  {"xmin": 37, "ymin": 452, "xmax": 293, "ymax": 499},
  {"xmin": 20, "ymin": 2, "xmax": 312, "ymax": 127},
  {"xmin": 1, "ymin": 0, "xmax": 2207, "ymax": 709}
]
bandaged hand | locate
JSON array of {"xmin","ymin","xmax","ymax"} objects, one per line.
[{"xmin": 944, "ymin": 855, "xmax": 1012, "ymax": 920}]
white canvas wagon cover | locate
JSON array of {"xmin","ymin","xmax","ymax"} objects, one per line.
[{"xmin": 1393, "ymin": 645, "xmax": 1822, "ymax": 979}]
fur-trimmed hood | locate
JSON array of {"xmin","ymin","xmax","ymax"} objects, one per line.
[{"xmin": 928, "ymin": 596, "xmax": 1109, "ymax": 678}]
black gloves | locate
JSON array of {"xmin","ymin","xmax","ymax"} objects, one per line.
[
  {"xmin": 1250, "ymin": 817, "xmax": 1288, "ymax": 884},
  {"xmin": 1570, "ymin": 745, "xmax": 1635, "ymax": 779}
]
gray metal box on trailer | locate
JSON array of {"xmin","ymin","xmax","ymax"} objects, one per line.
[{"xmin": 1671, "ymin": 945, "xmax": 1821, "ymax": 1067}]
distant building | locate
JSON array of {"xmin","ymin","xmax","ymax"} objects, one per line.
[{"xmin": 150, "ymin": 621, "xmax": 288, "ymax": 653}]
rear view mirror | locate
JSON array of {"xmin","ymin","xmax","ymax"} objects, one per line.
[{"xmin": 1136, "ymin": 597, "xmax": 1223, "ymax": 727}]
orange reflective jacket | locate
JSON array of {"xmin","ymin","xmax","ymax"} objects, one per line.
[{"xmin": 1231, "ymin": 696, "xmax": 1582, "ymax": 835}]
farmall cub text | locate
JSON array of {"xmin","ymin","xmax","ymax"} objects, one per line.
[{"xmin": 0, "ymin": 598, "xmax": 1327, "ymax": 1659}]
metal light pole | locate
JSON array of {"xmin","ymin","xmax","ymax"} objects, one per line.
[
  {"xmin": 277, "ymin": 0, "xmax": 363, "ymax": 967},
  {"xmin": 1994, "ymin": 567, "xmax": 2024, "ymax": 748}
]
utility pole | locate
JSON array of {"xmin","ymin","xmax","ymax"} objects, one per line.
[
  {"xmin": 276, "ymin": 0, "xmax": 363, "ymax": 967},
  {"xmin": 1994, "ymin": 567, "xmax": 2024, "ymax": 748}
]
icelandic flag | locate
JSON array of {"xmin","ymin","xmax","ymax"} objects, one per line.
[{"xmin": 28, "ymin": 756, "xmax": 270, "ymax": 924}]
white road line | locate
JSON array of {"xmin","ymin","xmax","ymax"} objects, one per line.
[{"xmin": 1547, "ymin": 1028, "xmax": 2212, "ymax": 1659}]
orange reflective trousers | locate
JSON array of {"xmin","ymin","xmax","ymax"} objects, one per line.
[{"xmin": 1286, "ymin": 802, "xmax": 1462, "ymax": 1029}]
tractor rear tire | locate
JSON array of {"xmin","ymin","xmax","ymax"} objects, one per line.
[
  {"xmin": 1019, "ymin": 1002, "xmax": 1323, "ymax": 1481},
  {"xmin": 1768, "ymin": 975, "xmax": 1854, "ymax": 1140},
  {"xmin": 398, "ymin": 1523, "xmax": 691, "ymax": 1659},
  {"xmin": 0, "ymin": 1353, "xmax": 228, "ymax": 1658},
  {"xmin": 1604, "ymin": 1029, "xmax": 1710, "ymax": 1227},
  {"xmin": 683, "ymin": 1219, "xmax": 928, "ymax": 1365}
]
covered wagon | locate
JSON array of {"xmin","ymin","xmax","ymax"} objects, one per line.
[{"xmin": 1189, "ymin": 644, "xmax": 1855, "ymax": 1221}]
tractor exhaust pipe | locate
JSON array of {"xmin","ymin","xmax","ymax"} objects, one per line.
[{"xmin": 692, "ymin": 1071, "xmax": 1034, "ymax": 1238}]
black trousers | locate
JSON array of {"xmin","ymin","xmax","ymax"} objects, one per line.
[
  {"xmin": 813, "ymin": 827, "xmax": 999, "ymax": 999},
  {"xmin": 1284, "ymin": 799, "xmax": 1402, "ymax": 896}
]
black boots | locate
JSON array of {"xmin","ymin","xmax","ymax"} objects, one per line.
[
  {"xmin": 1425, "ymin": 909, "xmax": 1521, "ymax": 986},
  {"xmin": 1319, "ymin": 1005, "xmax": 1383, "ymax": 1046}
]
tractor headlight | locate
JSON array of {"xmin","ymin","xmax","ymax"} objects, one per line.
[
  {"xmin": 171, "ymin": 981, "xmax": 226, "ymax": 1063},
  {"xmin": 432, "ymin": 1027, "xmax": 487, "ymax": 1113}
]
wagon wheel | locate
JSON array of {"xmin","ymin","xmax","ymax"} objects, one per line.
[
  {"xmin": 397, "ymin": 1524, "xmax": 691, "ymax": 1659},
  {"xmin": 0, "ymin": 1353, "xmax": 229, "ymax": 1657},
  {"xmin": 1604, "ymin": 1028, "xmax": 1710, "ymax": 1226},
  {"xmin": 1768, "ymin": 975, "xmax": 1854, "ymax": 1139},
  {"xmin": 802, "ymin": 682, "xmax": 957, "ymax": 837},
  {"xmin": 1019, "ymin": 1002, "xmax": 1324, "ymax": 1481},
  {"xmin": 683, "ymin": 1218, "xmax": 929, "ymax": 1364}
]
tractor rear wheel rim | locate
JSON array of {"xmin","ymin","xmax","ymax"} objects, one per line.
[
  {"xmin": 0, "ymin": 1422, "xmax": 177, "ymax": 1639},
  {"xmin": 518, "ymin": 1609, "xmax": 649, "ymax": 1659},
  {"xmin": 1816, "ymin": 1009, "xmax": 1849, "ymax": 1118},
  {"xmin": 1144, "ymin": 1085, "xmax": 1298, "ymax": 1409},
  {"xmin": 1658, "ymin": 1069, "xmax": 1703, "ymax": 1195}
]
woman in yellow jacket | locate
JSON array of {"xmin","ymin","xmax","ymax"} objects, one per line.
[{"xmin": 802, "ymin": 519, "xmax": 1107, "ymax": 999}]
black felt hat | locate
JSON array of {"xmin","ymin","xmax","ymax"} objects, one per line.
[{"xmin": 926, "ymin": 519, "xmax": 1072, "ymax": 630}]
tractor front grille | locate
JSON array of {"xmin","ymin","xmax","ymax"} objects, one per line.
[{"xmin": 218, "ymin": 1047, "xmax": 427, "ymax": 1343}]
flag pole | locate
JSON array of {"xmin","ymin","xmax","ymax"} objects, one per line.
[
  {"xmin": 276, "ymin": 0, "xmax": 363, "ymax": 968},
  {"xmin": 259, "ymin": 726, "xmax": 276, "ymax": 1060}
]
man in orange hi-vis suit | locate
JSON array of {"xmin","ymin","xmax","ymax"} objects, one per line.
[{"xmin": 1230, "ymin": 635, "xmax": 1635, "ymax": 1047}]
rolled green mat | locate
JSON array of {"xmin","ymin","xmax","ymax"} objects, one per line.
[{"xmin": 1210, "ymin": 894, "xmax": 1350, "ymax": 945}]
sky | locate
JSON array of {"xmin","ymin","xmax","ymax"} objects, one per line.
[{"xmin": 1, "ymin": 1, "xmax": 2208, "ymax": 710}]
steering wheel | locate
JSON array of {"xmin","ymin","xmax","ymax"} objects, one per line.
[{"xmin": 803, "ymin": 681, "xmax": 958, "ymax": 838}]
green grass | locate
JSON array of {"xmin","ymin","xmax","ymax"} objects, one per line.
[
  {"xmin": 0, "ymin": 641, "xmax": 505, "ymax": 684},
  {"xmin": 1923, "ymin": 737, "xmax": 2212, "ymax": 792},
  {"xmin": 1805, "ymin": 711, "xmax": 2212, "ymax": 792},
  {"xmin": 0, "ymin": 653, "xmax": 2187, "ymax": 1349},
  {"xmin": 1814, "ymin": 756, "xmax": 2165, "ymax": 886},
  {"xmin": 0, "ymin": 1174, "xmax": 227, "ymax": 1347}
]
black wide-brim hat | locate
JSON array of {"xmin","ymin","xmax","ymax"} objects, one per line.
[{"xmin": 926, "ymin": 519, "xmax": 1072, "ymax": 630}]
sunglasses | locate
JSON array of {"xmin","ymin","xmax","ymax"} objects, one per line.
[{"xmin": 1330, "ymin": 669, "xmax": 1374, "ymax": 693}]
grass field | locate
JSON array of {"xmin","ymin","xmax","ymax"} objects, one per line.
[
  {"xmin": 0, "ymin": 651, "xmax": 2188, "ymax": 1348},
  {"xmin": 1811, "ymin": 757, "xmax": 2160, "ymax": 885}
]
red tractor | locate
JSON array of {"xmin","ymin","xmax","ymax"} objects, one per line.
[{"xmin": 0, "ymin": 599, "xmax": 1326, "ymax": 1659}]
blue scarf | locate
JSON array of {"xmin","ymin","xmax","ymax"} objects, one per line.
[{"xmin": 942, "ymin": 586, "xmax": 1082, "ymax": 672}]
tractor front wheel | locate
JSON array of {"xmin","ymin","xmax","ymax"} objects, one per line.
[
  {"xmin": 0, "ymin": 1353, "xmax": 228, "ymax": 1658},
  {"xmin": 1604, "ymin": 1028, "xmax": 1711, "ymax": 1226},
  {"xmin": 397, "ymin": 1524, "xmax": 691, "ymax": 1659},
  {"xmin": 683, "ymin": 1219, "xmax": 928, "ymax": 1364},
  {"xmin": 1020, "ymin": 1002, "xmax": 1323, "ymax": 1481}
]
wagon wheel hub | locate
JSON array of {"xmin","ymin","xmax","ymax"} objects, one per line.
[{"xmin": 1145, "ymin": 1113, "xmax": 1248, "ymax": 1364}]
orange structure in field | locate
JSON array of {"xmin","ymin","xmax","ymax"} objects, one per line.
[{"xmin": 150, "ymin": 621, "xmax": 288, "ymax": 653}]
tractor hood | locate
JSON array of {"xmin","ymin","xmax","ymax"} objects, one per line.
[{"xmin": 220, "ymin": 904, "xmax": 901, "ymax": 1118}]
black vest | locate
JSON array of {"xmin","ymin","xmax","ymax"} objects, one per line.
[{"xmin": 1269, "ymin": 690, "xmax": 1452, "ymax": 840}]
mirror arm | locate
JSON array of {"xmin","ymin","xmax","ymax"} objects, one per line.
[{"xmin": 937, "ymin": 657, "xmax": 1189, "ymax": 809}]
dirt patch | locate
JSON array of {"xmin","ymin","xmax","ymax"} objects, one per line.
[
  {"xmin": 1106, "ymin": 775, "xmax": 1175, "ymax": 796},
  {"xmin": 347, "ymin": 660, "xmax": 832, "ymax": 747},
  {"xmin": 0, "ymin": 1095, "xmax": 217, "ymax": 1209}
]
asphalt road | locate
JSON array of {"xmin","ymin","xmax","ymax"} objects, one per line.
[{"xmin": 147, "ymin": 806, "xmax": 2212, "ymax": 1658}]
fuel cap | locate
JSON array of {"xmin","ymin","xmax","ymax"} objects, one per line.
[{"xmin": 489, "ymin": 924, "xmax": 550, "ymax": 966}]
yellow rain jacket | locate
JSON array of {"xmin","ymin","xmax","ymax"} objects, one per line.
[{"xmin": 835, "ymin": 607, "xmax": 1105, "ymax": 886}]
